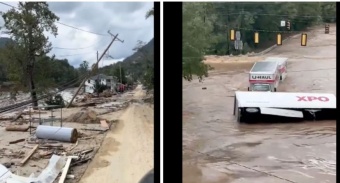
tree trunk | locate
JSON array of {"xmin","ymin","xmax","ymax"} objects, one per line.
[{"xmin": 28, "ymin": 64, "xmax": 38, "ymax": 108}]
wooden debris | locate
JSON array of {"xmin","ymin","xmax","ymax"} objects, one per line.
[
  {"xmin": 0, "ymin": 117, "xmax": 13, "ymax": 121},
  {"xmin": 40, "ymin": 144, "xmax": 63, "ymax": 148},
  {"xmin": 12, "ymin": 111, "xmax": 24, "ymax": 121},
  {"xmin": 74, "ymin": 102, "xmax": 96, "ymax": 107},
  {"xmin": 70, "ymin": 157, "xmax": 92, "ymax": 167},
  {"xmin": 59, "ymin": 156, "xmax": 75, "ymax": 183},
  {"xmin": 6, "ymin": 125, "xmax": 29, "ymax": 132},
  {"xmin": 9, "ymin": 138, "xmax": 25, "ymax": 144},
  {"xmin": 20, "ymin": 145, "xmax": 39, "ymax": 166},
  {"xmin": 81, "ymin": 128, "xmax": 108, "ymax": 132},
  {"xmin": 100, "ymin": 120, "xmax": 109, "ymax": 129},
  {"xmin": 66, "ymin": 175, "xmax": 75, "ymax": 179},
  {"xmin": 68, "ymin": 140, "xmax": 78, "ymax": 152}
]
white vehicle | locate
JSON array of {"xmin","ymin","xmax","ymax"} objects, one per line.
[
  {"xmin": 233, "ymin": 91, "xmax": 336, "ymax": 123},
  {"xmin": 248, "ymin": 61, "xmax": 280, "ymax": 92},
  {"xmin": 264, "ymin": 57, "xmax": 288, "ymax": 81}
]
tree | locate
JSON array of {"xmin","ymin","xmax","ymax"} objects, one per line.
[
  {"xmin": 133, "ymin": 40, "xmax": 154, "ymax": 90},
  {"xmin": 78, "ymin": 60, "xmax": 89, "ymax": 76},
  {"xmin": 183, "ymin": 2, "xmax": 215, "ymax": 82},
  {"xmin": 183, "ymin": 2, "xmax": 335, "ymax": 82},
  {"xmin": 1, "ymin": 2, "xmax": 59, "ymax": 107},
  {"xmin": 113, "ymin": 65, "xmax": 127, "ymax": 84},
  {"xmin": 146, "ymin": 7, "xmax": 154, "ymax": 19}
]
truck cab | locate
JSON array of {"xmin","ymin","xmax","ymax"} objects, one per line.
[
  {"xmin": 248, "ymin": 61, "xmax": 280, "ymax": 92},
  {"xmin": 249, "ymin": 83, "xmax": 275, "ymax": 92}
]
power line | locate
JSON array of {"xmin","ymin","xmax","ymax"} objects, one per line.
[
  {"xmin": 0, "ymin": 2, "xmax": 110, "ymax": 37},
  {"xmin": 213, "ymin": 12, "xmax": 336, "ymax": 19},
  {"xmin": 0, "ymin": 72, "xmax": 89, "ymax": 114},
  {"xmin": 56, "ymin": 52, "xmax": 95, "ymax": 57}
]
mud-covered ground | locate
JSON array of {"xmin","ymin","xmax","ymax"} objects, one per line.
[{"xmin": 183, "ymin": 25, "xmax": 336, "ymax": 183}]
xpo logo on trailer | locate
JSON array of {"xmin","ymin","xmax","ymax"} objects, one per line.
[{"xmin": 297, "ymin": 96, "xmax": 330, "ymax": 102}]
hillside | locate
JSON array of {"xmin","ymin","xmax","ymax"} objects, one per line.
[{"xmin": 100, "ymin": 38, "xmax": 154, "ymax": 81}]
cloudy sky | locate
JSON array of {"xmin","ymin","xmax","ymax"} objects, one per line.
[{"xmin": 0, "ymin": 1, "xmax": 154, "ymax": 68}]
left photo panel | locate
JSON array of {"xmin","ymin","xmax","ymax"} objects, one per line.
[{"xmin": 0, "ymin": 1, "xmax": 159, "ymax": 183}]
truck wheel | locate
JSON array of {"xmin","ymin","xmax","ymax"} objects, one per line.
[
  {"xmin": 274, "ymin": 88, "xmax": 277, "ymax": 92},
  {"xmin": 247, "ymin": 87, "xmax": 250, "ymax": 91},
  {"xmin": 280, "ymin": 75, "xmax": 282, "ymax": 81}
]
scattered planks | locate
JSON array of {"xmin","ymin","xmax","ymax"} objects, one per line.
[
  {"xmin": 81, "ymin": 128, "xmax": 108, "ymax": 132},
  {"xmin": 59, "ymin": 156, "xmax": 74, "ymax": 183},
  {"xmin": 9, "ymin": 138, "xmax": 25, "ymax": 144},
  {"xmin": 20, "ymin": 145, "xmax": 39, "ymax": 166},
  {"xmin": 6, "ymin": 125, "xmax": 29, "ymax": 132}
]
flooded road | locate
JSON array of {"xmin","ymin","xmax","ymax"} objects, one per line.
[{"xmin": 183, "ymin": 25, "xmax": 336, "ymax": 183}]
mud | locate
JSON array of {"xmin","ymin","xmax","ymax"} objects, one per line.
[{"xmin": 183, "ymin": 24, "xmax": 336, "ymax": 183}]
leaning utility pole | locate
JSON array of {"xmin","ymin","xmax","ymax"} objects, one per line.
[{"xmin": 66, "ymin": 31, "xmax": 124, "ymax": 108}]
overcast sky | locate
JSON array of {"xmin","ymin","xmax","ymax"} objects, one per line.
[{"xmin": 0, "ymin": 1, "xmax": 154, "ymax": 68}]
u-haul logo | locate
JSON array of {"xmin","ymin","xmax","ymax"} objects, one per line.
[
  {"xmin": 297, "ymin": 96, "xmax": 329, "ymax": 102},
  {"xmin": 251, "ymin": 75, "xmax": 273, "ymax": 80}
]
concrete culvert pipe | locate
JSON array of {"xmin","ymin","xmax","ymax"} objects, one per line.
[{"xmin": 36, "ymin": 125, "xmax": 78, "ymax": 143}]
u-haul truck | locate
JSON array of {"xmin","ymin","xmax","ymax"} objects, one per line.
[
  {"xmin": 233, "ymin": 91, "xmax": 336, "ymax": 123},
  {"xmin": 264, "ymin": 57, "xmax": 288, "ymax": 81},
  {"xmin": 248, "ymin": 61, "xmax": 280, "ymax": 92}
]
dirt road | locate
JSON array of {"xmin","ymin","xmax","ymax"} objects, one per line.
[
  {"xmin": 183, "ymin": 24, "xmax": 336, "ymax": 183},
  {"xmin": 80, "ymin": 85, "xmax": 154, "ymax": 183}
]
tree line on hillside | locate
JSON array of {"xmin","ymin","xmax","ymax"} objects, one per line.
[
  {"xmin": 183, "ymin": 2, "xmax": 336, "ymax": 81},
  {"xmin": 0, "ymin": 2, "xmax": 154, "ymax": 107}
]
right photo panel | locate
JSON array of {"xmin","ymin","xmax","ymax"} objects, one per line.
[{"xmin": 183, "ymin": 2, "xmax": 336, "ymax": 183}]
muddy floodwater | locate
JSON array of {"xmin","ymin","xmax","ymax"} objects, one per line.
[{"xmin": 183, "ymin": 25, "xmax": 336, "ymax": 183}]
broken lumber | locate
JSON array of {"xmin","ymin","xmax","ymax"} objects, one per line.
[
  {"xmin": 100, "ymin": 120, "xmax": 109, "ymax": 129},
  {"xmin": 81, "ymin": 128, "xmax": 108, "ymax": 132},
  {"xmin": 59, "ymin": 157, "xmax": 74, "ymax": 183},
  {"xmin": 12, "ymin": 111, "xmax": 24, "ymax": 121},
  {"xmin": 0, "ymin": 117, "xmax": 13, "ymax": 120},
  {"xmin": 20, "ymin": 145, "xmax": 39, "ymax": 166},
  {"xmin": 66, "ymin": 175, "xmax": 75, "ymax": 179},
  {"xmin": 9, "ymin": 138, "xmax": 26, "ymax": 144},
  {"xmin": 6, "ymin": 125, "xmax": 29, "ymax": 132},
  {"xmin": 70, "ymin": 157, "xmax": 92, "ymax": 167}
]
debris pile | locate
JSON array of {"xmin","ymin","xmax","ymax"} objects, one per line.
[{"xmin": 64, "ymin": 108, "xmax": 100, "ymax": 124}]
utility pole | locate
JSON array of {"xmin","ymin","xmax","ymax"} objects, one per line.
[
  {"xmin": 107, "ymin": 30, "xmax": 124, "ymax": 84},
  {"xmin": 67, "ymin": 31, "xmax": 124, "ymax": 108},
  {"xmin": 119, "ymin": 63, "xmax": 122, "ymax": 83}
]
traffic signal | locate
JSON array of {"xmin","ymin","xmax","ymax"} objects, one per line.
[
  {"xmin": 230, "ymin": 29, "xmax": 235, "ymax": 41},
  {"xmin": 325, "ymin": 24, "xmax": 330, "ymax": 34},
  {"xmin": 277, "ymin": 33, "xmax": 282, "ymax": 45},
  {"xmin": 286, "ymin": 21, "xmax": 290, "ymax": 30},
  {"xmin": 301, "ymin": 33, "xmax": 307, "ymax": 46},
  {"xmin": 254, "ymin": 32, "xmax": 259, "ymax": 44}
]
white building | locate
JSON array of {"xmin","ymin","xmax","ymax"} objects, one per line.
[{"xmin": 84, "ymin": 74, "xmax": 117, "ymax": 93}]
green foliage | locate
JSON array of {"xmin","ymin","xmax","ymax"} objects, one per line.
[
  {"xmin": 183, "ymin": 2, "xmax": 336, "ymax": 81},
  {"xmin": 78, "ymin": 60, "xmax": 89, "ymax": 76},
  {"xmin": 1, "ymin": 2, "xmax": 59, "ymax": 106},
  {"xmin": 44, "ymin": 94, "xmax": 65, "ymax": 110},
  {"xmin": 93, "ymin": 80, "xmax": 109, "ymax": 94},
  {"xmin": 99, "ymin": 38, "xmax": 154, "ymax": 90},
  {"xmin": 183, "ymin": 2, "xmax": 215, "ymax": 81},
  {"xmin": 146, "ymin": 7, "xmax": 154, "ymax": 19}
]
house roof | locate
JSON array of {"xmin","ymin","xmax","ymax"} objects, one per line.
[{"xmin": 89, "ymin": 74, "xmax": 113, "ymax": 80}]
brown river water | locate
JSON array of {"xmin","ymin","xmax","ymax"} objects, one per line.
[{"xmin": 183, "ymin": 25, "xmax": 336, "ymax": 183}]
